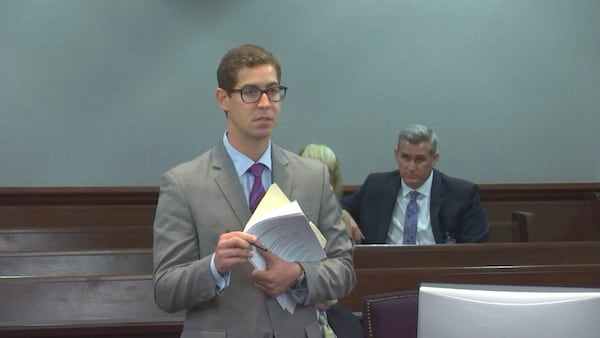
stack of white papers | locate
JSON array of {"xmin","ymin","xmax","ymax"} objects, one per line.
[{"xmin": 244, "ymin": 184, "xmax": 326, "ymax": 313}]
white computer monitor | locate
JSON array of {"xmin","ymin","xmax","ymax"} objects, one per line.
[{"xmin": 417, "ymin": 282, "xmax": 600, "ymax": 338}]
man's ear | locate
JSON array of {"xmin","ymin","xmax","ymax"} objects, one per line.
[
  {"xmin": 432, "ymin": 152, "xmax": 440, "ymax": 166},
  {"xmin": 215, "ymin": 88, "xmax": 230, "ymax": 112}
]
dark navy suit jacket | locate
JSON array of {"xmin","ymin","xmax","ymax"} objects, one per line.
[{"xmin": 341, "ymin": 169, "xmax": 489, "ymax": 244}]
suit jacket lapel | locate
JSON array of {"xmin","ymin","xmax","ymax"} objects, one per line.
[
  {"xmin": 271, "ymin": 145, "xmax": 291, "ymax": 195},
  {"xmin": 430, "ymin": 169, "xmax": 444, "ymax": 243},
  {"xmin": 213, "ymin": 142, "xmax": 252, "ymax": 229}
]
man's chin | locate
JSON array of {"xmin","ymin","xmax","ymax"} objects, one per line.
[
  {"xmin": 252, "ymin": 128, "xmax": 274, "ymax": 140},
  {"xmin": 258, "ymin": 121, "xmax": 277, "ymax": 131},
  {"xmin": 403, "ymin": 178, "xmax": 423, "ymax": 189}
]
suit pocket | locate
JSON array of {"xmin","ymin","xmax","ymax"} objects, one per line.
[
  {"xmin": 180, "ymin": 329, "xmax": 226, "ymax": 338},
  {"xmin": 304, "ymin": 320, "xmax": 322, "ymax": 338}
]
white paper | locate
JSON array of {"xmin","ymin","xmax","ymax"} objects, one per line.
[{"xmin": 243, "ymin": 184, "xmax": 327, "ymax": 313}]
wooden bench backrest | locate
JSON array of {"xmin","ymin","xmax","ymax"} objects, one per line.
[
  {"xmin": 2, "ymin": 184, "xmax": 598, "ymax": 243},
  {"xmin": 0, "ymin": 205, "xmax": 157, "ymax": 228},
  {"xmin": 2, "ymin": 243, "xmax": 599, "ymax": 323},
  {"xmin": 488, "ymin": 211, "xmax": 533, "ymax": 242},
  {"xmin": 0, "ymin": 275, "xmax": 184, "ymax": 324},
  {"xmin": 0, "ymin": 249, "xmax": 153, "ymax": 277},
  {"xmin": 0, "ymin": 225, "xmax": 152, "ymax": 251}
]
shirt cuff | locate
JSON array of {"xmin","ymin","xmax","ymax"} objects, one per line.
[
  {"xmin": 210, "ymin": 253, "xmax": 230, "ymax": 295},
  {"xmin": 288, "ymin": 287, "xmax": 308, "ymax": 304}
]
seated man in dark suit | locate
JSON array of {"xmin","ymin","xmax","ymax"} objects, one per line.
[{"xmin": 341, "ymin": 124, "xmax": 489, "ymax": 244}]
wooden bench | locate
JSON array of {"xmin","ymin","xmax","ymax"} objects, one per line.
[
  {"xmin": 1, "ymin": 183, "xmax": 598, "ymax": 243},
  {"xmin": 0, "ymin": 225, "xmax": 152, "ymax": 252},
  {"xmin": 0, "ymin": 249, "xmax": 178, "ymax": 337},
  {"xmin": 489, "ymin": 211, "xmax": 533, "ymax": 242},
  {"xmin": 0, "ymin": 205, "xmax": 156, "ymax": 228},
  {"xmin": 0, "ymin": 249, "xmax": 153, "ymax": 277},
  {"xmin": 0, "ymin": 212, "xmax": 533, "ymax": 254},
  {"xmin": 0, "ymin": 322, "xmax": 182, "ymax": 338},
  {"xmin": 0, "ymin": 275, "xmax": 184, "ymax": 338},
  {"xmin": 1, "ymin": 184, "xmax": 596, "ymax": 337},
  {"xmin": 481, "ymin": 185, "xmax": 599, "ymax": 241},
  {"xmin": 2, "ymin": 242, "xmax": 599, "ymax": 336}
]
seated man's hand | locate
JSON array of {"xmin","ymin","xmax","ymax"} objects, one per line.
[{"xmin": 341, "ymin": 209, "xmax": 365, "ymax": 244}]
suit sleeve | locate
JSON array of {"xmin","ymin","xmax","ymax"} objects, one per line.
[
  {"xmin": 340, "ymin": 182, "xmax": 364, "ymax": 223},
  {"xmin": 153, "ymin": 171, "xmax": 218, "ymax": 313},
  {"xmin": 458, "ymin": 184, "xmax": 490, "ymax": 243}
]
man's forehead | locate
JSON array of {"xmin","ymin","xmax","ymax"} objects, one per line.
[
  {"xmin": 400, "ymin": 140, "xmax": 429, "ymax": 148},
  {"xmin": 236, "ymin": 65, "xmax": 278, "ymax": 83}
]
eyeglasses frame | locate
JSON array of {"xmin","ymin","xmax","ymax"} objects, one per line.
[{"xmin": 229, "ymin": 85, "xmax": 288, "ymax": 103}]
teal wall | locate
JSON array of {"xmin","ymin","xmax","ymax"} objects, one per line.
[{"xmin": 1, "ymin": 0, "xmax": 599, "ymax": 186}]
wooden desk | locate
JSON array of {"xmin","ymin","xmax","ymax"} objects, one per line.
[
  {"xmin": 340, "ymin": 242, "xmax": 600, "ymax": 311},
  {"xmin": 352, "ymin": 241, "xmax": 600, "ymax": 268}
]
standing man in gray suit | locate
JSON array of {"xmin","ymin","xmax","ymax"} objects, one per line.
[{"xmin": 153, "ymin": 44, "xmax": 356, "ymax": 338}]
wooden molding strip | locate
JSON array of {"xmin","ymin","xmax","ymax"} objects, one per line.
[{"xmin": 0, "ymin": 182, "xmax": 598, "ymax": 205}]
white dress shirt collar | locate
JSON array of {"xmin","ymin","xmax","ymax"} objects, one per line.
[{"xmin": 401, "ymin": 170, "xmax": 434, "ymax": 198}]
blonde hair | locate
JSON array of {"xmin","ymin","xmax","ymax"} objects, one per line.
[{"xmin": 299, "ymin": 144, "xmax": 342, "ymax": 198}]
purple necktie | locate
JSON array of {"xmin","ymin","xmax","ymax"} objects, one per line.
[
  {"xmin": 248, "ymin": 163, "xmax": 266, "ymax": 213},
  {"xmin": 403, "ymin": 190, "xmax": 419, "ymax": 244}
]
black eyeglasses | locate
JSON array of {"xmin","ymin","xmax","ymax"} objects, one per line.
[{"xmin": 230, "ymin": 85, "xmax": 288, "ymax": 103}]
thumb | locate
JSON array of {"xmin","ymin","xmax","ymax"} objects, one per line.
[{"xmin": 259, "ymin": 249, "xmax": 280, "ymax": 268}]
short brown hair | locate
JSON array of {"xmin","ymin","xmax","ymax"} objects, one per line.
[{"xmin": 216, "ymin": 44, "xmax": 282, "ymax": 92}]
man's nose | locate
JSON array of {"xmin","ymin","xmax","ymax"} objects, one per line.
[{"xmin": 257, "ymin": 92, "xmax": 271, "ymax": 107}]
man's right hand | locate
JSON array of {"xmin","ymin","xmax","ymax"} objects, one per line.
[{"xmin": 214, "ymin": 231, "xmax": 258, "ymax": 274}]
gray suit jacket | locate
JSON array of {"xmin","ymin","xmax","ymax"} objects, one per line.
[{"xmin": 153, "ymin": 141, "xmax": 356, "ymax": 338}]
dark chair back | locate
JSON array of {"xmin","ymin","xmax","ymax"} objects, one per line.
[{"xmin": 361, "ymin": 290, "xmax": 418, "ymax": 338}]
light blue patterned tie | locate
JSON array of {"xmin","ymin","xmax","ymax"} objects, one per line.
[
  {"xmin": 403, "ymin": 190, "xmax": 419, "ymax": 244},
  {"xmin": 248, "ymin": 163, "xmax": 266, "ymax": 213}
]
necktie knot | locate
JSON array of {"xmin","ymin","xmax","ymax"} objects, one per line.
[
  {"xmin": 249, "ymin": 163, "xmax": 264, "ymax": 177},
  {"xmin": 409, "ymin": 190, "xmax": 419, "ymax": 201}
]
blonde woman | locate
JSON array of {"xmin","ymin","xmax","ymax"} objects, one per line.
[
  {"xmin": 299, "ymin": 144, "xmax": 364, "ymax": 244},
  {"xmin": 299, "ymin": 143, "xmax": 365, "ymax": 338}
]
